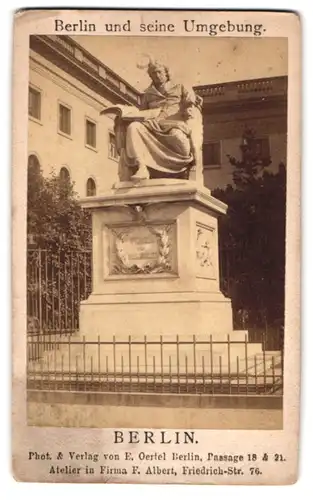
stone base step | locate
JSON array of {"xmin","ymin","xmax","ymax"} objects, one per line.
[{"xmin": 28, "ymin": 332, "xmax": 281, "ymax": 377}]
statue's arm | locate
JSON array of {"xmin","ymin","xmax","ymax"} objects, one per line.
[
  {"xmin": 181, "ymin": 85, "xmax": 196, "ymax": 106},
  {"xmin": 140, "ymin": 91, "xmax": 168, "ymax": 122},
  {"xmin": 181, "ymin": 85, "xmax": 203, "ymax": 110}
]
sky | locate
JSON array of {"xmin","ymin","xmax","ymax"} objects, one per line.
[{"xmin": 72, "ymin": 36, "xmax": 288, "ymax": 91}]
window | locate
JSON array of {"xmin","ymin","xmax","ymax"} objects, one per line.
[
  {"xmin": 58, "ymin": 103, "xmax": 71, "ymax": 135},
  {"xmin": 108, "ymin": 132, "xmax": 118, "ymax": 160},
  {"xmin": 28, "ymin": 154, "xmax": 40, "ymax": 173},
  {"xmin": 60, "ymin": 167, "xmax": 70, "ymax": 182},
  {"xmin": 203, "ymin": 141, "xmax": 221, "ymax": 166},
  {"xmin": 86, "ymin": 178, "xmax": 96, "ymax": 196},
  {"xmin": 250, "ymin": 137, "xmax": 270, "ymax": 162},
  {"xmin": 28, "ymin": 87, "xmax": 41, "ymax": 120},
  {"xmin": 86, "ymin": 119, "xmax": 97, "ymax": 149}
]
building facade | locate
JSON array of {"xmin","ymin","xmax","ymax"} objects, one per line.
[
  {"xmin": 195, "ymin": 77, "xmax": 287, "ymax": 190},
  {"xmin": 28, "ymin": 35, "xmax": 287, "ymax": 195},
  {"xmin": 28, "ymin": 35, "xmax": 141, "ymax": 197}
]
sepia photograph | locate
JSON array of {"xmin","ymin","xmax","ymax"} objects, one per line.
[
  {"xmin": 26, "ymin": 33, "xmax": 287, "ymax": 429},
  {"xmin": 11, "ymin": 8, "xmax": 301, "ymax": 485}
]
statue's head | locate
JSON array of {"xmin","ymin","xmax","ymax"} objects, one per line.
[
  {"xmin": 147, "ymin": 61, "xmax": 170, "ymax": 87},
  {"xmin": 136, "ymin": 55, "xmax": 170, "ymax": 87}
]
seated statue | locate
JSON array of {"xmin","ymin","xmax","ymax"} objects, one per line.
[{"xmin": 113, "ymin": 60, "xmax": 203, "ymax": 182}]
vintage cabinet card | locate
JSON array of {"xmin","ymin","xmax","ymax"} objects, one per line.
[{"xmin": 12, "ymin": 9, "xmax": 301, "ymax": 485}]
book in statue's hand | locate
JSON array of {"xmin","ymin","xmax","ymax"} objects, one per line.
[{"xmin": 100, "ymin": 105, "xmax": 159, "ymax": 121}]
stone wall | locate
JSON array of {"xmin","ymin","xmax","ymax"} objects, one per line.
[{"xmin": 27, "ymin": 391, "xmax": 283, "ymax": 430}]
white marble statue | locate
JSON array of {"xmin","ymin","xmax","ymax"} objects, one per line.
[{"xmin": 112, "ymin": 59, "xmax": 203, "ymax": 182}]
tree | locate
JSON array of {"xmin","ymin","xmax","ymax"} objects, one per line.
[
  {"xmin": 212, "ymin": 129, "xmax": 286, "ymax": 349},
  {"xmin": 27, "ymin": 164, "xmax": 92, "ymax": 252},
  {"xmin": 227, "ymin": 127, "xmax": 272, "ymax": 189},
  {"xmin": 27, "ymin": 164, "xmax": 92, "ymax": 332}
]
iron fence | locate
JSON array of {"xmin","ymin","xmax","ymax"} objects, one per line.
[
  {"xmin": 219, "ymin": 245, "xmax": 284, "ymax": 352},
  {"xmin": 27, "ymin": 249, "xmax": 92, "ymax": 332},
  {"xmin": 27, "ymin": 249, "xmax": 283, "ymax": 351},
  {"xmin": 248, "ymin": 326, "xmax": 284, "ymax": 352},
  {"xmin": 27, "ymin": 333, "xmax": 283, "ymax": 395}
]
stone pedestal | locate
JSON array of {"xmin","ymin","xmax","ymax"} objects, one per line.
[{"xmin": 79, "ymin": 179, "xmax": 235, "ymax": 339}]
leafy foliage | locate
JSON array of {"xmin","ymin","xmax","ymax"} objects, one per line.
[
  {"xmin": 227, "ymin": 128, "xmax": 272, "ymax": 189},
  {"xmin": 213, "ymin": 129, "xmax": 286, "ymax": 346},
  {"xmin": 27, "ymin": 164, "xmax": 92, "ymax": 252},
  {"xmin": 27, "ymin": 164, "xmax": 92, "ymax": 331}
]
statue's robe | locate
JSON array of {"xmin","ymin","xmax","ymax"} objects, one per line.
[{"xmin": 115, "ymin": 81, "xmax": 201, "ymax": 180}]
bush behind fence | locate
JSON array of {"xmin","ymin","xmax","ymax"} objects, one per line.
[{"xmin": 27, "ymin": 249, "xmax": 92, "ymax": 332}]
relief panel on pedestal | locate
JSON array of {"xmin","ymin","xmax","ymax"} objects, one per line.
[
  {"xmin": 196, "ymin": 223, "xmax": 217, "ymax": 280},
  {"xmin": 106, "ymin": 222, "xmax": 177, "ymax": 278}
]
